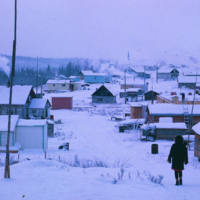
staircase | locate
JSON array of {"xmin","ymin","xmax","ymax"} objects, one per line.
[{"xmin": 183, "ymin": 106, "xmax": 190, "ymax": 134}]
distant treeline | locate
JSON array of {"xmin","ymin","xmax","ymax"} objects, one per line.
[{"xmin": 0, "ymin": 62, "xmax": 91, "ymax": 87}]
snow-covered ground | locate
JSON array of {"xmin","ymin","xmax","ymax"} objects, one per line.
[{"xmin": 0, "ymin": 79, "xmax": 200, "ymax": 200}]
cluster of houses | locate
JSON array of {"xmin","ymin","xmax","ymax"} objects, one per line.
[
  {"xmin": 0, "ymin": 85, "xmax": 52, "ymax": 152},
  {"xmin": 1, "ymin": 66, "xmax": 200, "ymax": 161}
]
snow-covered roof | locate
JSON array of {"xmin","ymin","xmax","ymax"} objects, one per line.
[
  {"xmin": 158, "ymin": 67, "xmax": 177, "ymax": 73},
  {"xmin": 80, "ymin": 70, "xmax": 94, "ymax": 75},
  {"xmin": 69, "ymin": 76, "xmax": 78, "ymax": 79},
  {"xmin": 103, "ymin": 84, "xmax": 119, "ymax": 96},
  {"xmin": 129, "ymin": 101, "xmax": 149, "ymax": 107},
  {"xmin": 0, "ymin": 85, "xmax": 33, "ymax": 105},
  {"xmin": 148, "ymin": 104, "xmax": 200, "ymax": 115},
  {"xmin": 17, "ymin": 119, "xmax": 47, "ymax": 126},
  {"xmin": 0, "ymin": 115, "xmax": 19, "ymax": 131},
  {"xmin": 119, "ymin": 118, "xmax": 145, "ymax": 126},
  {"xmin": 178, "ymin": 75, "xmax": 200, "ymax": 83},
  {"xmin": 28, "ymin": 98, "xmax": 50, "ymax": 109},
  {"xmin": 192, "ymin": 122, "xmax": 200, "ymax": 135},
  {"xmin": 141, "ymin": 122, "xmax": 187, "ymax": 130},
  {"xmin": 47, "ymin": 80, "xmax": 70, "ymax": 84}
]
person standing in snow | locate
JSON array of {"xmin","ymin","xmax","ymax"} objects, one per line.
[{"xmin": 167, "ymin": 135, "xmax": 188, "ymax": 185}]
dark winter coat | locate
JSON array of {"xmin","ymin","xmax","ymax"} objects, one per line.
[{"xmin": 168, "ymin": 135, "xmax": 188, "ymax": 171}]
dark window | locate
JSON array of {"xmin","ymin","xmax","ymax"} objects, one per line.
[
  {"xmin": 53, "ymin": 84, "xmax": 55, "ymax": 86},
  {"xmin": 62, "ymin": 84, "xmax": 65, "ymax": 86}
]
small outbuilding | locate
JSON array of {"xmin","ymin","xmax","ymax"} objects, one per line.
[
  {"xmin": 144, "ymin": 90, "xmax": 159, "ymax": 101},
  {"xmin": 16, "ymin": 119, "xmax": 48, "ymax": 150},
  {"xmin": 51, "ymin": 96, "xmax": 73, "ymax": 110},
  {"xmin": 28, "ymin": 98, "xmax": 51, "ymax": 119}
]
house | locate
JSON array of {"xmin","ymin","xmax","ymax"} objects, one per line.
[
  {"xmin": 120, "ymin": 88, "xmax": 144, "ymax": 102},
  {"xmin": 91, "ymin": 85, "xmax": 117, "ymax": 104},
  {"xmin": 85, "ymin": 73, "xmax": 112, "ymax": 84},
  {"xmin": 130, "ymin": 102, "xmax": 149, "ymax": 119},
  {"xmin": 144, "ymin": 90, "xmax": 159, "ymax": 101},
  {"xmin": 28, "ymin": 98, "xmax": 51, "ymax": 119},
  {"xmin": 157, "ymin": 91, "xmax": 200, "ymax": 105},
  {"xmin": 192, "ymin": 122, "xmax": 200, "ymax": 161},
  {"xmin": 46, "ymin": 79, "xmax": 70, "ymax": 91},
  {"xmin": 120, "ymin": 79, "xmax": 149, "ymax": 92},
  {"xmin": 51, "ymin": 96, "xmax": 73, "ymax": 110},
  {"xmin": 16, "ymin": 119, "xmax": 48, "ymax": 150},
  {"xmin": 128, "ymin": 67, "xmax": 150, "ymax": 78},
  {"xmin": 0, "ymin": 115, "xmax": 19, "ymax": 147},
  {"xmin": 147, "ymin": 104, "xmax": 200, "ymax": 127},
  {"xmin": 78, "ymin": 70, "xmax": 94, "ymax": 80},
  {"xmin": 0, "ymin": 85, "xmax": 36, "ymax": 119},
  {"xmin": 157, "ymin": 67, "xmax": 179, "ymax": 79},
  {"xmin": 69, "ymin": 76, "xmax": 80, "ymax": 82},
  {"xmin": 141, "ymin": 117, "xmax": 187, "ymax": 140},
  {"xmin": 178, "ymin": 75, "xmax": 200, "ymax": 89}
]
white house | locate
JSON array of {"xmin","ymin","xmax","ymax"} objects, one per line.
[
  {"xmin": 16, "ymin": 119, "xmax": 48, "ymax": 150},
  {"xmin": 0, "ymin": 115, "xmax": 19, "ymax": 147}
]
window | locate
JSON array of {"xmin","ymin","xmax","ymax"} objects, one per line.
[
  {"xmin": 53, "ymin": 84, "xmax": 55, "ymax": 86},
  {"xmin": 62, "ymin": 84, "xmax": 65, "ymax": 86},
  {"xmin": 97, "ymin": 98, "xmax": 103, "ymax": 102}
]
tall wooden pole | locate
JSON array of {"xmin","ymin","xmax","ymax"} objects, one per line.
[{"xmin": 4, "ymin": 0, "xmax": 17, "ymax": 179}]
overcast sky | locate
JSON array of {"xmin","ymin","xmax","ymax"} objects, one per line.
[{"xmin": 0, "ymin": 0, "xmax": 200, "ymax": 63}]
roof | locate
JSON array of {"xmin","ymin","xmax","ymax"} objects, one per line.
[
  {"xmin": 178, "ymin": 75, "xmax": 200, "ymax": 83},
  {"xmin": 0, "ymin": 115, "xmax": 19, "ymax": 131},
  {"xmin": 17, "ymin": 119, "xmax": 47, "ymax": 126},
  {"xmin": 80, "ymin": 70, "xmax": 94, "ymax": 75},
  {"xmin": 144, "ymin": 90, "xmax": 159, "ymax": 94},
  {"xmin": 0, "ymin": 85, "xmax": 33, "ymax": 105},
  {"xmin": 148, "ymin": 104, "xmax": 200, "ymax": 116},
  {"xmin": 129, "ymin": 101, "xmax": 149, "ymax": 107},
  {"xmin": 46, "ymin": 80, "xmax": 70, "ymax": 84},
  {"xmin": 141, "ymin": 122, "xmax": 187, "ymax": 130},
  {"xmin": 28, "ymin": 98, "xmax": 51, "ymax": 109},
  {"xmin": 158, "ymin": 67, "xmax": 178, "ymax": 73},
  {"xmin": 192, "ymin": 122, "xmax": 200, "ymax": 135},
  {"xmin": 91, "ymin": 84, "xmax": 118, "ymax": 96}
]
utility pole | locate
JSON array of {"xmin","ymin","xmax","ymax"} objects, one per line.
[
  {"xmin": 124, "ymin": 69, "xmax": 126, "ymax": 104},
  {"xmin": 5, "ymin": 0, "xmax": 17, "ymax": 179},
  {"xmin": 143, "ymin": 66, "xmax": 146, "ymax": 92},
  {"xmin": 36, "ymin": 57, "xmax": 38, "ymax": 94}
]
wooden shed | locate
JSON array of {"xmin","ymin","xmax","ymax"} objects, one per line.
[
  {"xmin": 16, "ymin": 119, "xmax": 48, "ymax": 150},
  {"xmin": 141, "ymin": 121, "xmax": 187, "ymax": 140},
  {"xmin": 144, "ymin": 90, "xmax": 159, "ymax": 101},
  {"xmin": 130, "ymin": 102, "xmax": 148, "ymax": 119},
  {"xmin": 91, "ymin": 85, "xmax": 116, "ymax": 104},
  {"xmin": 192, "ymin": 122, "xmax": 200, "ymax": 161},
  {"xmin": 51, "ymin": 96, "xmax": 73, "ymax": 110}
]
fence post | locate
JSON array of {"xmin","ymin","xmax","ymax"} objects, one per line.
[
  {"xmin": 59, "ymin": 155, "xmax": 60, "ymax": 162},
  {"xmin": 45, "ymin": 151, "xmax": 46, "ymax": 159},
  {"xmin": 18, "ymin": 154, "xmax": 20, "ymax": 163}
]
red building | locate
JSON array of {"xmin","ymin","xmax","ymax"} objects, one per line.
[{"xmin": 51, "ymin": 97, "xmax": 73, "ymax": 110}]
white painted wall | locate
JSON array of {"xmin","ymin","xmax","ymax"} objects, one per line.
[{"xmin": 16, "ymin": 124, "xmax": 48, "ymax": 150}]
